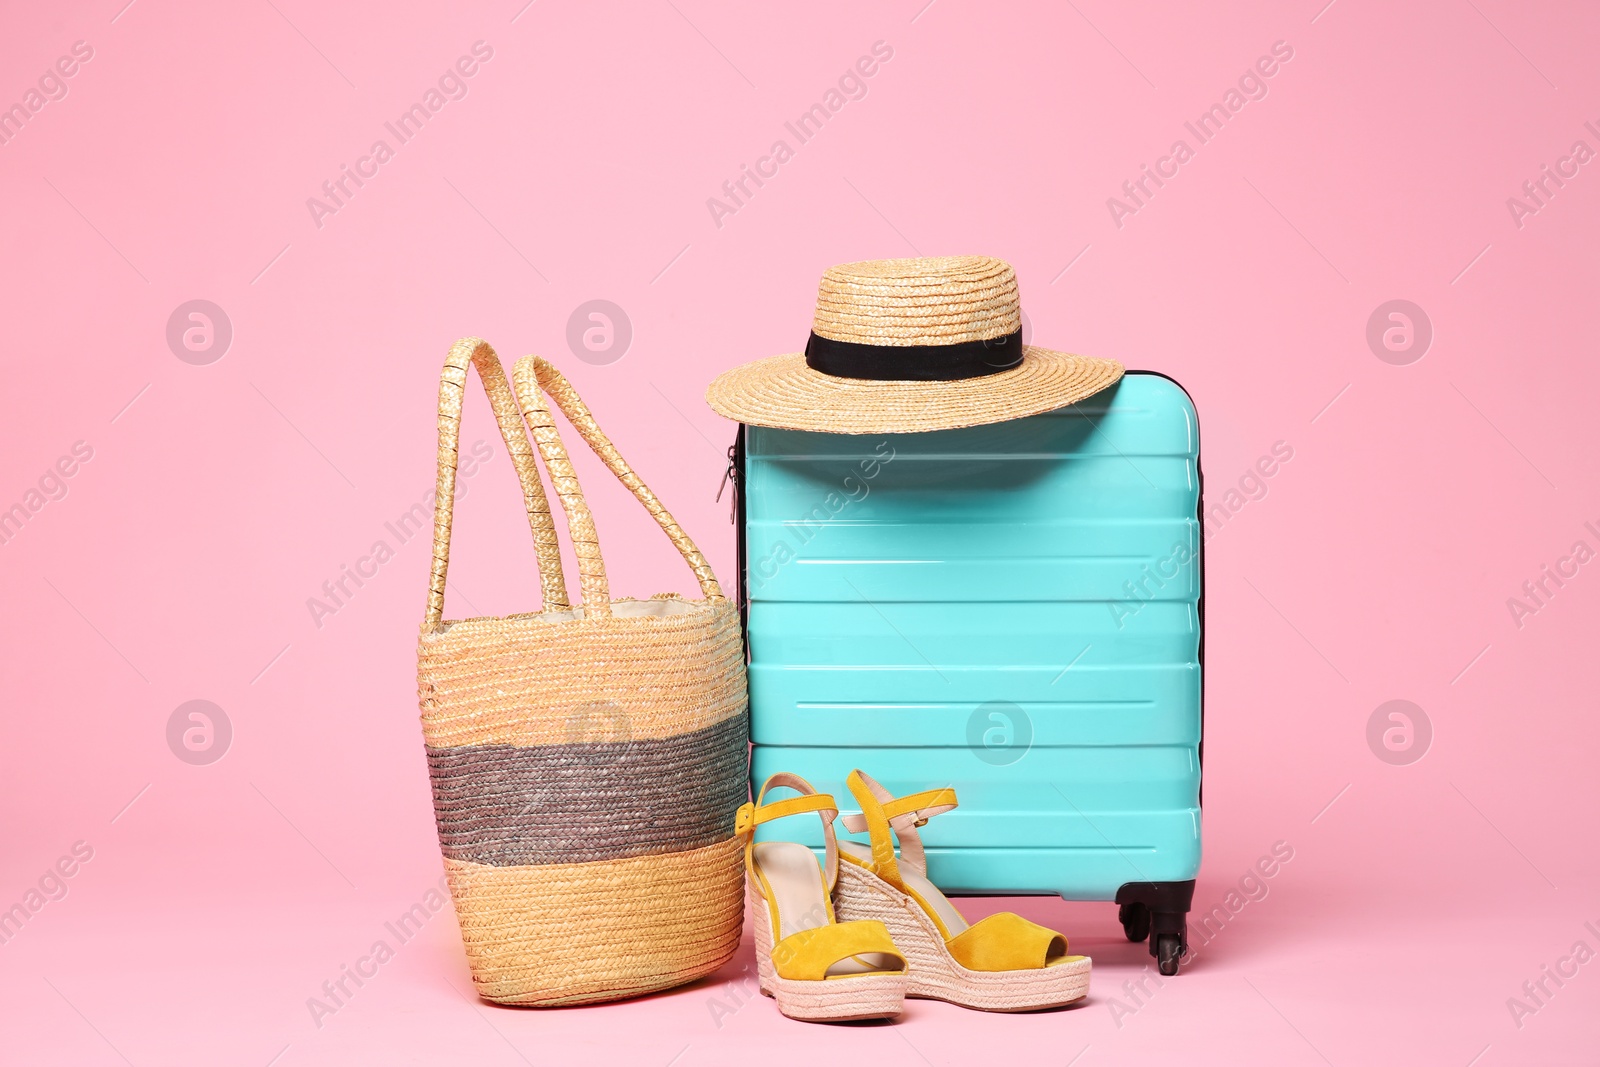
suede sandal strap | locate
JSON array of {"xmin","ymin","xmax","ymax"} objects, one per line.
[
  {"xmin": 839, "ymin": 787, "xmax": 958, "ymax": 834},
  {"xmin": 736, "ymin": 793, "xmax": 835, "ymax": 833},
  {"xmin": 770, "ymin": 919, "xmax": 904, "ymax": 982},
  {"xmin": 944, "ymin": 912, "xmax": 1070, "ymax": 972},
  {"xmin": 739, "ymin": 773, "xmax": 841, "ymax": 892},
  {"xmin": 843, "ymin": 770, "xmax": 957, "ymax": 890}
]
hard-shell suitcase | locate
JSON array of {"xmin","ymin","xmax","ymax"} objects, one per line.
[{"xmin": 731, "ymin": 371, "xmax": 1203, "ymax": 974}]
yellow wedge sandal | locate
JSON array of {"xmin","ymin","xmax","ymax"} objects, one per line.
[
  {"xmin": 738, "ymin": 773, "xmax": 909, "ymax": 1022},
  {"xmin": 832, "ymin": 770, "xmax": 1091, "ymax": 1012}
]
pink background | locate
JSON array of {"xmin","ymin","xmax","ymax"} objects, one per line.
[{"xmin": 3, "ymin": 1, "xmax": 1597, "ymax": 1063}]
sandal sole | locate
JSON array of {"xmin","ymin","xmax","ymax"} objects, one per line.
[{"xmin": 833, "ymin": 860, "xmax": 1091, "ymax": 1012}]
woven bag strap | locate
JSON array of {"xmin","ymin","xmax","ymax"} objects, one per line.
[
  {"xmin": 511, "ymin": 355, "xmax": 725, "ymax": 618},
  {"xmin": 424, "ymin": 337, "xmax": 569, "ymax": 632}
]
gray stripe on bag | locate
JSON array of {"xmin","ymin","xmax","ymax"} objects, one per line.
[{"xmin": 426, "ymin": 715, "xmax": 749, "ymax": 867}]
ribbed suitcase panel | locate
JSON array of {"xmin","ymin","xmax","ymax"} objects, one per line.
[
  {"xmin": 744, "ymin": 374, "xmax": 1202, "ymax": 899},
  {"xmin": 750, "ymin": 602, "xmax": 1196, "ymax": 665},
  {"xmin": 747, "ymin": 670, "xmax": 1200, "ymax": 747},
  {"xmin": 746, "ymin": 461, "xmax": 1196, "ymax": 523},
  {"xmin": 748, "ymin": 523, "xmax": 1198, "ymax": 602}
]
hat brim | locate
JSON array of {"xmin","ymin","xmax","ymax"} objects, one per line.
[{"xmin": 705, "ymin": 346, "xmax": 1125, "ymax": 433}]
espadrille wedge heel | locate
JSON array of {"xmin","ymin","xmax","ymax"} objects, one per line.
[
  {"xmin": 832, "ymin": 770, "xmax": 1091, "ymax": 1012},
  {"xmin": 738, "ymin": 774, "xmax": 908, "ymax": 1023}
]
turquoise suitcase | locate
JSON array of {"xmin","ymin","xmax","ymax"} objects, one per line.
[{"xmin": 731, "ymin": 372, "xmax": 1203, "ymax": 974}]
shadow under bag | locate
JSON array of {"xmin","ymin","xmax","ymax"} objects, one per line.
[{"xmin": 416, "ymin": 339, "xmax": 748, "ymax": 1005}]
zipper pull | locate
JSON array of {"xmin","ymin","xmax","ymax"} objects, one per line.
[{"xmin": 715, "ymin": 444, "xmax": 738, "ymax": 523}]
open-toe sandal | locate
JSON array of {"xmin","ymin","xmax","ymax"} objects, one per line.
[
  {"xmin": 832, "ymin": 770, "xmax": 1091, "ymax": 1012},
  {"xmin": 738, "ymin": 773, "xmax": 909, "ymax": 1022}
]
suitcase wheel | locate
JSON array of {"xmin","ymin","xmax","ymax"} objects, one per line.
[
  {"xmin": 1155, "ymin": 933, "xmax": 1183, "ymax": 976},
  {"xmin": 1117, "ymin": 882, "xmax": 1194, "ymax": 976},
  {"xmin": 1118, "ymin": 902, "xmax": 1150, "ymax": 943}
]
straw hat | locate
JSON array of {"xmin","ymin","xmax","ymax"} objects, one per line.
[{"xmin": 705, "ymin": 256, "xmax": 1123, "ymax": 434}]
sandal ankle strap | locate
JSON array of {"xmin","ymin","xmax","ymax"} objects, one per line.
[
  {"xmin": 843, "ymin": 770, "xmax": 958, "ymax": 890},
  {"xmin": 738, "ymin": 773, "xmax": 841, "ymax": 892}
]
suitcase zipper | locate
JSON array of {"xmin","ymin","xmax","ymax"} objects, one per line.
[{"xmin": 715, "ymin": 443, "xmax": 739, "ymax": 524}]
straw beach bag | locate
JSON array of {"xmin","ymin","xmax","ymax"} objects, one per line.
[{"xmin": 417, "ymin": 338, "xmax": 748, "ymax": 1006}]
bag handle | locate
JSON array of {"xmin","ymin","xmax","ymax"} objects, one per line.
[
  {"xmin": 511, "ymin": 354, "xmax": 724, "ymax": 619},
  {"xmin": 424, "ymin": 338, "xmax": 570, "ymax": 632}
]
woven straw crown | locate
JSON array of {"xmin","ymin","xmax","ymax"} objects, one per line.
[
  {"xmin": 812, "ymin": 256, "xmax": 1022, "ymax": 347},
  {"xmin": 705, "ymin": 254, "xmax": 1125, "ymax": 434}
]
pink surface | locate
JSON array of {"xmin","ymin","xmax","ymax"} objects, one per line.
[{"xmin": 2, "ymin": 1, "xmax": 1597, "ymax": 1063}]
